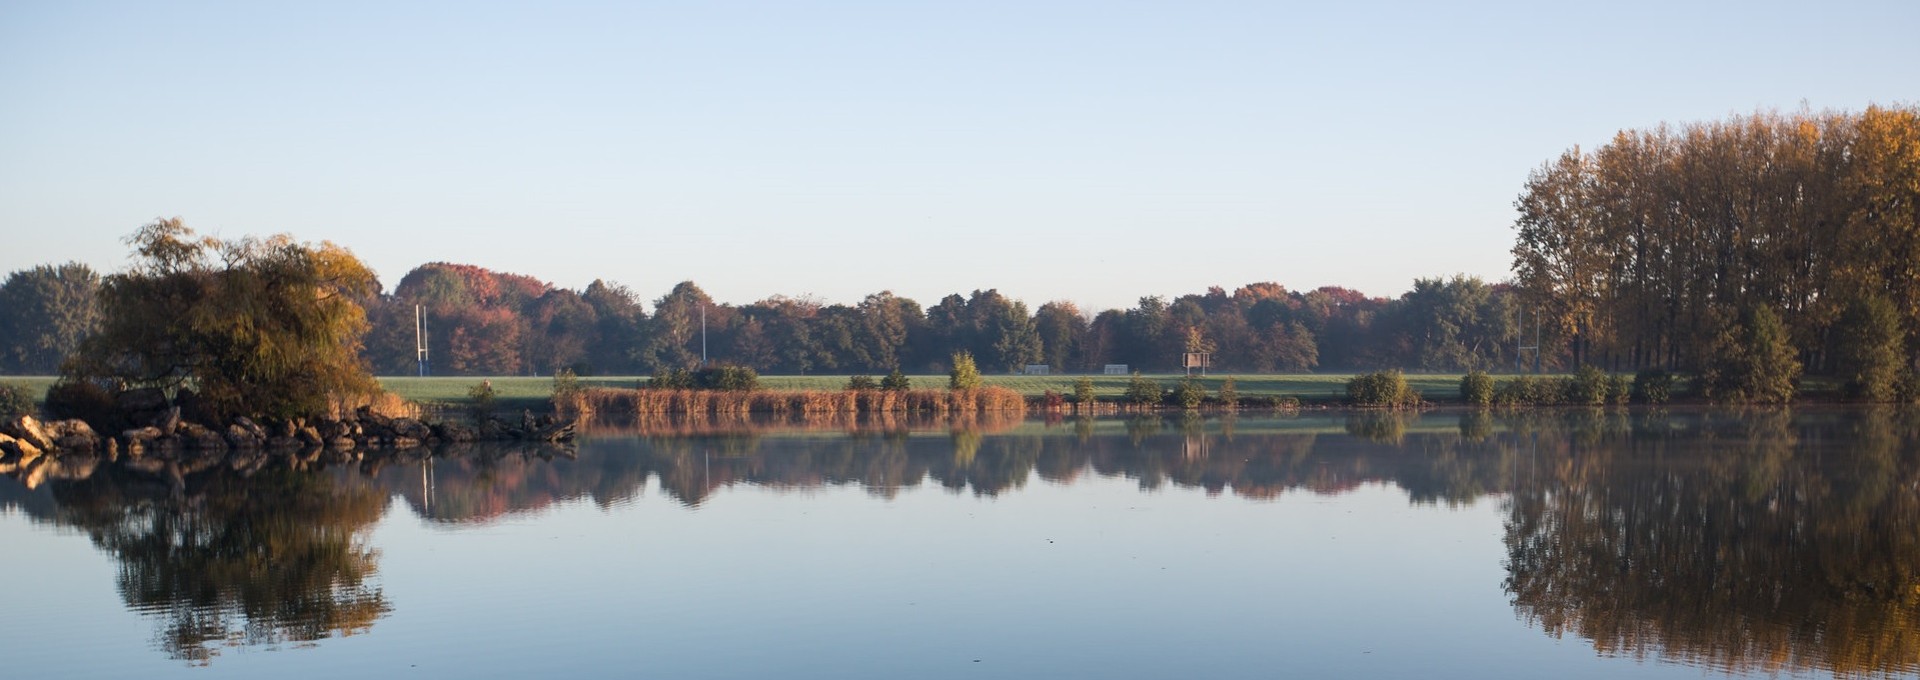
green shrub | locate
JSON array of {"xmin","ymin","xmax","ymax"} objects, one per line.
[
  {"xmin": 1072, "ymin": 376, "xmax": 1096, "ymax": 404},
  {"xmin": 1459, "ymin": 371, "xmax": 1494, "ymax": 406},
  {"xmin": 1632, "ymin": 369, "xmax": 1674, "ymax": 404},
  {"xmin": 1495, "ymin": 376, "xmax": 1561, "ymax": 406},
  {"xmin": 552, "ymin": 367, "xmax": 582, "ymax": 400},
  {"xmin": 1217, "ymin": 377, "xmax": 1238, "ymax": 408},
  {"xmin": 0, "ymin": 382, "xmax": 34, "ymax": 418},
  {"xmin": 1834, "ymin": 292, "xmax": 1904, "ymax": 401},
  {"xmin": 1701, "ymin": 305, "xmax": 1800, "ymax": 404},
  {"xmin": 949, "ymin": 351, "xmax": 982, "ymax": 390},
  {"xmin": 1346, "ymin": 370, "xmax": 1418, "ymax": 407},
  {"xmin": 1124, "ymin": 372, "xmax": 1163, "ymax": 406},
  {"xmin": 695, "ymin": 364, "xmax": 759, "ymax": 391},
  {"xmin": 1896, "ymin": 367, "xmax": 1920, "ymax": 404},
  {"xmin": 846, "ymin": 375, "xmax": 878, "ymax": 391},
  {"xmin": 881, "ymin": 369, "xmax": 911, "ymax": 391},
  {"xmin": 1173, "ymin": 378, "xmax": 1206, "ymax": 409},
  {"xmin": 43, "ymin": 379, "xmax": 115, "ymax": 429},
  {"xmin": 467, "ymin": 381, "xmax": 497, "ymax": 416},
  {"xmin": 1606, "ymin": 374, "xmax": 1632, "ymax": 404},
  {"xmin": 1566, "ymin": 365, "xmax": 1611, "ymax": 405},
  {"xmin": 648, "ymin": 367, "xmax": 694, "ymax": 390}
]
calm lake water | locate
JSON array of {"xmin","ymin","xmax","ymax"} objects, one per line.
[{"xmin": 3, "ymin": 408, "xmax": 1917, "ymax": 679}]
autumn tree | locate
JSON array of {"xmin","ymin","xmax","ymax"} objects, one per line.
[
  {"xmin": 1511, "ymin": 105, "xmax": 1920, "ymax": 382},
  {"xmin": 64, "ymin": 218, "xmax": 380, "ymax": 420}
]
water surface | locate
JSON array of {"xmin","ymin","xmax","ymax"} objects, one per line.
[{"xmin": 2, "ymin": 408, "xmax": 1916, "ymax": 678}]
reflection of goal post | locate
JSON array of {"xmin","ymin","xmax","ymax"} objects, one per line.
[{"xmin": 1183, "ymin": 352, "xmax": 1212, "ymax": 376}]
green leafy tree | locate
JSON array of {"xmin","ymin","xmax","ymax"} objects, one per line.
[
  {"xmin": 0, "ymin": 262, "xmax": 101, "ymax": 374},
  {"xmin": 1072, "ymin": 376, "xmax": 1096, "ymax": 405},
  {"xmin": 1216, "ymin": 377, "xmax": 1238, "ymax": 408},
  {"xmin": 467, "ymin": 381, "xmax": 497, "ymax": 417},
  {"xmin": 695, "ymin": 364, "xmax": 758, "ymax": 391},
  {"xmin": 1632, "ymin": 369, "xmax": 1674, "ymax": 404},
  {"xmin": 1124, "ymin": 372, "xmax": 1162, "ymax": 406},
  {"xmin": 949, "ymin": 351, "xmax": 982, "ymax": 390},
  {"xmin": 1034, "ymin": 301, "xmax": 1088, "ymax": 372},
  {"xmin": 64, "ymin": 219, "xmax": 380, "ymax": 421},
  {"xmin": 1347, "ymin": 370, "xmax": 1418, "ymax": 408},
  {"xmin": 1173, "ymin": 378, "xmax": 1206, "ymax": 409},
  {"xmin": 648, "ymin": 367, "xmax": 694, "ymax": 390},
  {"xmin": 1833, "ymin": 291, "xmax": 1904, "ymax": 401},
  {"xmin": 1566, "ymin": 365, "xmax": 1611, "ymax": 405},
  {"xmin": 881, "ymin": 369, "xmax": 911, "ymax": 391},
  {"xmin": 1701, "ymin": 306, "xmax": 1801, "ymax": 404},
  {"xmin": 1459, "ymin": 370, "xmax": 1494, "ymax": 406}
]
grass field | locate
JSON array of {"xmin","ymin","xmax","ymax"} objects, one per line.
[
  {"xmin": 374, "ymin": 373, "xmax": 1482, "ymax": 410},
  {"xmin": 1, "ymin": 373, "xmax": 1498, "ymax": 411}
]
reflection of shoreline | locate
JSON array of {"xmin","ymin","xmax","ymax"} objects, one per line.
[
  {"xmin": 573, "ymin": 409, "xmax": 1027, "ymax": 438},
  {"xmin": 6, "ymin": 409, "xmax": 1920, "ymax": 676},
  {"xmin": 1502, "ymin": 407, "xmax": 1920, "ymax": 678}
]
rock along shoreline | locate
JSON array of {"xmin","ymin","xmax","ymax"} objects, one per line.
[{"xmin": 0, "ymin": 404, "xmax": 576, "ymax": 464}]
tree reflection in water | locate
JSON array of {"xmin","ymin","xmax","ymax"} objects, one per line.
[
  {"xmin": 34, "ymin": 454, "xmax": 390, "ymax": 664},
  {"xmin": 1503, "ymin": 407, "xmax": 1920, "ymax": 677},
  {"xmin": 4, "ymin": 408, "xmax": 1919, "ymax": 674}
]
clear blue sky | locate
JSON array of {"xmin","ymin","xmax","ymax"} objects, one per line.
[{"xmin": 2, "ymin": 0, "xmax": 1914, "ymax": 313}]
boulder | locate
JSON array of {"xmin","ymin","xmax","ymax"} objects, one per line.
[
  {"xmin": 432, "ymin": 421, "xmax": 478, "ymax": 443},
  {"xmin": 390, "ymin": 418, "xmax": 432, "ymax": 441},
  {"xmin": 53, "ymin": 434, "xmax": 96, "ymax": 453},
  {"xmin": 478, "ymin": 418, "xmax": 509, "ymax": 441},
  {"xmin": 48, "ymin": 419, "xmax": 98, "ymax": 440},
  {"xmin": 356, "ymin": 406, "xmax": 392, "ymax": 430},
  {"xmin": 179, "ymin": 423, "xmax": 227, "ymax": 451},
  {"xmin": 226, "ymin": 424, "xmax": 263, "ymax": 449},
  {"xmin": 2, "ymin": 415, "xmax": 57, "ymax": 453},
  {"xmin": 234, "ymin": 416, "xmax": 268, "ymax": 440},
  {"xmin": 317, "ymin": 418, "xmax": 351, "ymax": 442}
]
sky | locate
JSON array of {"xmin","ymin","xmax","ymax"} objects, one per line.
[{"xmin": 2, "ymin": 0, "xmax": 1915, "ymax": 313}]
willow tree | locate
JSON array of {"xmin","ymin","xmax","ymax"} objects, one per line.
[{"xmin": 64, "ymin": 218, "xmax": 380, "ymax": 420}]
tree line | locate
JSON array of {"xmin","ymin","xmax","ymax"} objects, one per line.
[
  {"xmin": 351, "ymin": 266, "xmax": 1532, "ymax": 377},
  {"xmin": 1513, "ymin": 105, "xmax": 1920, "ymax": 399},
  {"xmin": 2, "ymin": 256, "xmax": 1527, "ymax": 377}
]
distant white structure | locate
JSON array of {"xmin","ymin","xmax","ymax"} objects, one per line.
[
  {"xmin": 1103, "ymin": 364, "xmax": 1128, "ymax": 375},
  {"xmin": 1183, "ymin": 352, "xmax": 1212, "ymax": 376},
  {"xmin": 1023, "ymin": 365, "xmax": 1050, "ymax": 375}
]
